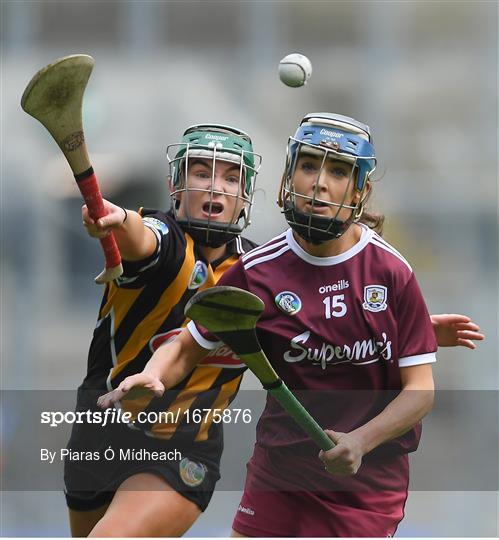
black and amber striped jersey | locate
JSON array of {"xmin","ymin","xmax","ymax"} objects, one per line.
[{"xmin": 81, "ymin": 209, "xmax": 256, "ymax": 451}]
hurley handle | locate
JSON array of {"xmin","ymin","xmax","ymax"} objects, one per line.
[{"xmin": 75, "ymin": 167, "xmax": 123, "ymax": 283}]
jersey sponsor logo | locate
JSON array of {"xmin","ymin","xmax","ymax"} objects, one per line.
[
  {"xmin": 202, "ymin": 343, "xmax": 245, "ymax": 368},
  {"xmin": 142, "ymin": 217, "xmax": 169, "ymax": 236},
  {"xmin": 238, "ymin": 504, "xmax": 255, "ymax": 516},
  {"xmin": 275, "ymin": 291, "xmax": 302, "ymax": 315},
  {"xmin": 179, "ymin": 457, "xmax": 207, "ymax": 487},
  {"xmin": 319, "ymin": 279, "xmax": 349, "ymax": 294},
  {"xmin": 149, "ymin": 328, "xmax": 182, "ymax": 352},
  {"xmin": 320, "ymin": 128, "xmax": 343, "ymax": 139},
  {"xmin": 149, "ymin": 328, "xmax": 244, "ymax": 368},
  {"xmin": 363, "ymin": 285, "xmax": 388, "ymax": 312},
  {"xmin": 188, "ymin": 260, "xmax": 208, "ymax": 289},
  {"xmin": 284, "ymin": 330, "xmax": 392, "ymax": 369}
]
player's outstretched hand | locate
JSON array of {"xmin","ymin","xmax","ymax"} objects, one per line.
[
  {"xmin": 82, "ymin": 199, "xmax": 127, "ymax": 239},
  {"xmin": 97, "ymin": 373, "xmax": 165, "ymax": 409},
  {"xmin": 319, "ymin": 430, "xmax": 364, "ymax": 476},
  {"xmin": 431, "ymin": 313, "xmax": 485, "ymax": 350}
]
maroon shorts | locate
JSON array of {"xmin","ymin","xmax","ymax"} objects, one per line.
[{"xmin": 232, "ymin": 444, "xmax": 409, "ymax": 537}]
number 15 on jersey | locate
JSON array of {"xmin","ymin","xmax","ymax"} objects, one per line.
[{"xmin": 323, "ymin": 294, "xmax": 347, "ymax": 319}]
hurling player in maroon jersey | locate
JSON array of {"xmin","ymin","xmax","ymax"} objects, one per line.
[{"xmin": 98, "ymin": 114, "xmax": 484, "ymax": 537}]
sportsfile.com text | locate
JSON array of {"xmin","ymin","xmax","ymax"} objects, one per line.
[{"xmin": 40, "ymin": 408, "xmax": 252, "ymax": 428}]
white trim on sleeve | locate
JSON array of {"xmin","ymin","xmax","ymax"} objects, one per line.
[
  {"xmin": 398, "ymin": 352, "xmax": 437, "ymax": 367},
  {"xmin": 187, "ymin": 320, "xmax": 221, "ymax": 350}
]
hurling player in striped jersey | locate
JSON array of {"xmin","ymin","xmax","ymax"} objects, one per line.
[
  {"xmin": 99, "ymin": 113, "xmax": 484, "ymax": 537},
  {"xmin": 64, "ymin": 125, "xmax": 262, "ymax": 537}
]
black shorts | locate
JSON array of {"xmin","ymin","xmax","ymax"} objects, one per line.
[{"xmin": 64, "ymin": 388, "xmax": 221, "ymax": 512}]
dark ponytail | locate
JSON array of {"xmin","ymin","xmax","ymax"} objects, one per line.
[{"xmin": 359, "ymin": 211, "xmax": 385, "ymax": 236}]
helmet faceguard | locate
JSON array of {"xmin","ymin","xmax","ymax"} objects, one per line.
[
  {"xmin": 167, "ymin": 124, "xmax": 262, "ymax": 247},
  {"xmin": 278, "ymin": 113, "xmax": 377, "ymax": 244}
]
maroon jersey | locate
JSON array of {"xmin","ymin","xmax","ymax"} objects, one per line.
[{"xmin": 188, "ymin": 225, "xmax": 437, "ymax": 457}]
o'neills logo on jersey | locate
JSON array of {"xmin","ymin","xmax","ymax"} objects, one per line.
[
  {"xmin": 275, "ymin": 291, "xmax": 302, "ymax": 315},
  {"xmin": 150, "ymin": 328, "xmax": 244, "ymax": 368},
  {"xmin": 284, "ymin": 330, "xmax": 392, "ymax": 370},
  {"xmin": 188, "ymin": 260, "xmax": 208, "ymax": 289},
  {"xmin": 363, "ymin": 285, "xmax": 388, "ymax": 312},
  {"xmin": 238, "ymin": 504, "xmax": 255, "ymax": 516},
  {"xmin": 319, "ymin": 279, "xmax": 349, "ymax": 294}
]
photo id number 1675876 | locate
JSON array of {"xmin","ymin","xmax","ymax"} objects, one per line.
[{"xmin": 183, "ymin": 408, "xmax": 252, "ymax": 424}]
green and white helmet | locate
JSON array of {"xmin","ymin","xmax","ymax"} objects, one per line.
[{"xmin": 167, "ymin": 124, "xmax": 262, "ymax": 247}]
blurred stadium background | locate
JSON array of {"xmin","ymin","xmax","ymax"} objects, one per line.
[{"xmin": 1, "ymin": 1, "xmax": 497, "ymax": 536}]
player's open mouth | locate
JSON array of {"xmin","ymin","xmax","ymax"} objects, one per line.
[
  {"xmin": 202, "ymin": 201, "xmax": 224, "ymax": 217},
  {"xmin": 306, "ymin": 200, "xmax": 330, "ymax": 213}
]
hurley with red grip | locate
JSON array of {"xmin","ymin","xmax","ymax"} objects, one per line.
[{"xmin": 21, "ymin": 54, "xmax": 123, "ymax": 284}]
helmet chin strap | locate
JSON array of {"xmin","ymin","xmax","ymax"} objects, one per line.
[
  {"xmin": 177, "ymin": 218, "xmax": 241, "ymax": 248},
  {"xmin": 283, "ymin": 202, "xmax": 357, "ymax": 245}
]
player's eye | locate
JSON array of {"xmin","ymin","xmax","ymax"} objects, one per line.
[
  {"xmin": 300, "ymin": 161, "xmax": 318, "ymax": 173},
  {"xmin": 226, "ymin": 175, "xmax": 240, "ymax": 184},
  {"xmin": 193, "ymin": 170, "xmax": 211, "ymax": 179},
  {"xmin": 328, "ymin": 166, "xmax": 349, "ymax": 178}
]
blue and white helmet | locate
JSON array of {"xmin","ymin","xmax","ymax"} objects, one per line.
[{"xmin": 278, "ymin": 113, "xmax": 377, "ymax": 243}]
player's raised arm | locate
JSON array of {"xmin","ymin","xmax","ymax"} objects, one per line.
[
  {"xmin": 431, "ymin": 313, "xmax": 485, "ymax": 350},
  {"xmin": 97, "ymin": 327, "xmax": 208, "ymax": 409},
  {"xmin": 82, "ymin": 198, "xmax": 157, "ymax": 261}
]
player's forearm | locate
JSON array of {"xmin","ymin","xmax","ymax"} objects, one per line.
[
  {"xmin": 351, "ymin": 386, "xmax": 434, "ymax": 456},
  {"xmin": 143, "ymin": 329, "xmax": 208, "ymax": 388},
  {"xmin": 112, "ymin": 210, "xmax": 157, "ymax": 261},
  {"xmin": 142, "ymin": 340, "xmax": 187, "ymax": 387}
]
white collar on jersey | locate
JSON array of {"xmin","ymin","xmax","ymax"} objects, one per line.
[{"xmin": 286, "ymin": 224, "xmax": 374, "ymax": 266}]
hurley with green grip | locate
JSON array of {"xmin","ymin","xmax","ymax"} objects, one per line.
[{"xmin": 184, "ymin": 286, "xmax": 334, "ymax": 451}]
